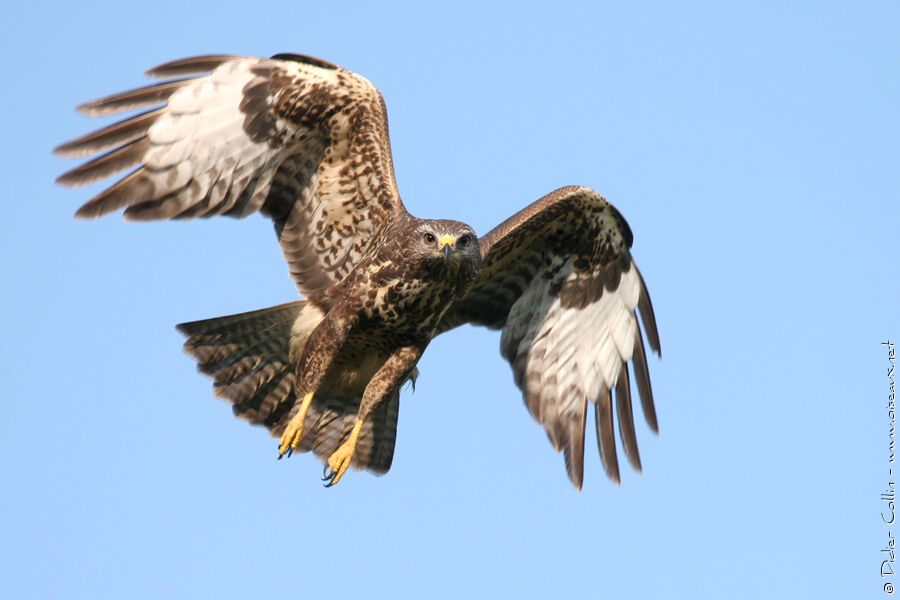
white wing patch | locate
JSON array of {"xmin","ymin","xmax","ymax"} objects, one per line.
[
  {"xmin": 57, "ymin": 54, "xmax": 405, "ymax": 296},
  {"xmin": 500, "ymin": 259, "xmax": 648, "ymax": 488},
  {"xmin": 139, "ymin": 60, "xmax": 287, "ymax": 218}
]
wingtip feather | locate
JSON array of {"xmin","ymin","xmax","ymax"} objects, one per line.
[
  {"xmin": 615, "ymin": 366, "xmax": 642, "ymax": 472},
  {"xmin": 595, "ymin": 384, "xmax": 621, "ymax": 484},
  {"xmin": 632, "ymin": 329, "xmax": 659, "ymax": 434},
  {"xmin": 635, "ymin": 265, "xmax": 661, "ymax": 357},
  {"xmin": 562, "ymin": 398, "xmax": 587, "ymax": 491},
  {"xmin": 143, "ymin": 54, "xmax": 243, "ymax": 78},
  {"xmin": 53, "ymin": 140, "xmax": 81, "ymax": 158},
  {"xmin": 73, "ymin": 205, "xmax": 101, "ymax": 219}
]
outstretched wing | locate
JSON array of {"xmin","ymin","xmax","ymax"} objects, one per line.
[
  {"xmin": 55, "ymin": 53, "xmax": 405, "ymax": 296},
  {"xmin": 438, "ymin": 186, "xmax": 661, "ymax": 490}
]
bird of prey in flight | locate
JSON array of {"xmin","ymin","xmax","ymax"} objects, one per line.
[{"xmin": 56, "ymin": 53, "xmax": 661, "ymax": 489}]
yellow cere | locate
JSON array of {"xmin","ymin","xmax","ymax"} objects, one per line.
[{"xmin": 439, "ymin": 235, "xmax": 454, "ymax": 248}]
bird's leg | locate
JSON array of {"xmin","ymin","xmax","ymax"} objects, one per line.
[
  {"xmin": 278, "ymin": 391, "xmax": 315, "ymax": 458},
  {"xmin": 323, "ymin": 344, "xmax": 424, "ymax": 486},
  {"xmin": 278, "ymin": 304, "xmax": 358, "ymax": 458}
]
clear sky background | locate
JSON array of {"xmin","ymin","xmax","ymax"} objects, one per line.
[{"xmin": 2, "ymin": 1, "xmax": 896, "ymax": 598}]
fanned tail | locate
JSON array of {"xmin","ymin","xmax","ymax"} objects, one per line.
[{"xmin": 176, "ymin": 301, "xmax": 400, "ymax": 475}]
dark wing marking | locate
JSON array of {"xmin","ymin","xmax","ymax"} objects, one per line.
[
  {"xmin": 56, "ymin": 54, "xmax": 405, "ymax": 297},
  {"xmin": 438, "ymin": 186, "xmax": 660, "ymax": 490}
]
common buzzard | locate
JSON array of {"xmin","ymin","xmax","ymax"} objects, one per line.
[{"xmin": 56, "ymin": 53, "xmax": 661, "ymax": 489}]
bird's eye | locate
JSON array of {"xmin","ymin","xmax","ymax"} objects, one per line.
[
  {"xmin": 423, "ymin": 232, "xmax": 436, "ymax": 245},
  {"xmin": 458, "ymin": 235, "xmax": 471, "ymax": 248}
]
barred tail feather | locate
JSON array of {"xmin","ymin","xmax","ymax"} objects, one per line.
[
  {"xmin": 296, "ymin": 388, "xmax": 400, "ymax": 475},
  {"xmin": 176, "ymin": 301, "xmax": 400, "ymax": 475}
]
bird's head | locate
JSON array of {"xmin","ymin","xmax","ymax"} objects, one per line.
[{"xmin": 413, "ymin": 219, "xmax": 483, "ymax": 278}]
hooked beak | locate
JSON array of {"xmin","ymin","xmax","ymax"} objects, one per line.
[{"xmin": 439, "ymin": 235, "xmax": 453, "ymax": 259}]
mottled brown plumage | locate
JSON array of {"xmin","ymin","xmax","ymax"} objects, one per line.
[{"xmin": 56, "ymin": 53, "xmax": 661, "ymax": 489}]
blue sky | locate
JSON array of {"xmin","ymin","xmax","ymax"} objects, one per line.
[{"xmin": 2, "ymin": 1, "xmax": 896, "ymax": 598}]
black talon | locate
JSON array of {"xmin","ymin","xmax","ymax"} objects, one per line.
[{"xmin": 322, "ymin": 465, "xmax": 337, "ymax": 487}]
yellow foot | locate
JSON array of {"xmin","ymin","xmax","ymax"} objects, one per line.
[
  {"xmin": 278, "ymin": 392, "xmax": 314, "ymax": 458},
  {"xmin": 323, "ymin": 420, "xmax": 364, "ymax": 487}
]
